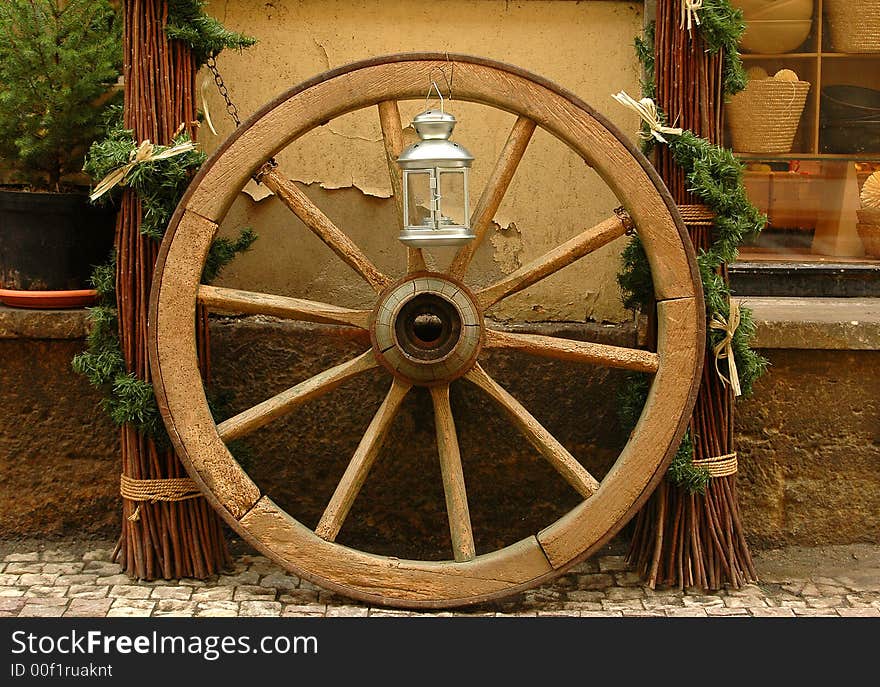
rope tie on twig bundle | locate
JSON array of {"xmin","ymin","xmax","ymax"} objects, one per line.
[
  {"xmin": 90, "ymin": 137, "xmax": 197, "ymax": 201},
  {"xmin": 120, "ymin": 475, "xmax": 203, "ymax": 522},
  {"xmin": 692, "ymin": 452, "xmax": 738, "ymax": 478},
  {"xmin": 710, "ymin": 299, "xmax": 742, "ymax": 397},
  {"xmin": 612, "ymin": 91, "xmax": 683, "ymax": 144},
  {"xmin": 678, "ymin": 204, "xmax": 715, "ymax": 226},
  {"xmin": 680, "ymin": 0, "xmax": 703, "ymax": 32}
]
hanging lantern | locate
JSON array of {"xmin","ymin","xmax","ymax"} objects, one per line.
[{"xmin": 396, "ymin": 104, "xmax": 474, "ymax": 247}]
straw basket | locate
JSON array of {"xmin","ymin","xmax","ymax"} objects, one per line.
[
  {"xmin": 857, "ymin": 208, "xmax": 880, "ymax": 257},
  {"xmin": 727, "ymin": 79, "xmax": 810, "ymax": 154},
  {"xmin": 825, "ymin": 0, "xmax": 880, "ymax": 53}
]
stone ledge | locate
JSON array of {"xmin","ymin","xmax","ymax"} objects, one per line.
[
  {"xmin": 738, "ymin": 297, "xmax": 880, "ymax": 350},
  {"xmin": 0, "ymin": 305, "xmax": 89, "ymax": 340},
  {"xmin": 3, "ymin": 298, "xmax": 879, "ymax": 350}
]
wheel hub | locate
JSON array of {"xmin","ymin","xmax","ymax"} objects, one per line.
[{"xmin": 371, "ymin": 274, "xmax": 482, "ymax": 384}]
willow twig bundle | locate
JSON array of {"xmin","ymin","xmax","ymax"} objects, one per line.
[
  {"xmin": 627, "ymin": 0, "xmax": 756, "ymax": 590},
  {"xmin": 114, "ymin": 0, "xmax": 230, "ymax": 579}
]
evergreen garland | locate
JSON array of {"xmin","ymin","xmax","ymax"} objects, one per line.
[
  {"xmin": 635, "ymin": 21, "xmax": 656, "ymax": 102},
  {"xmin": 634, "ymin": 23, "xmax": 659, "ymax": 151},
  {"xmin": 84, "ymin": 107, "xmax": 208, "ymax": 240},
  {"xmin": 203, "ymin": 227, "xmax": 258, "ymax": 283},
  {"xmin": 71, "ymin": 252, "xmax": 152, "ymax": 434},
  {"xmin": 696, "ymin": 0, "xmax": 748, "ymax": 97},
  {"xmin": 166, "ymin": 0, "xmax": 257, "ymax": 65},
  {"xmin": 617, "ymin": 373, "xmax": 710, "ymax": 493},
  {"xmin": 73, "ymin": 232, "xmax": 256, "ymax": 437},
  {"xmin": 74, "ymin": 0, "xmax": 259, "ymax": 436},
  {"xmin": 75, "ymin": 105, "xmax": 256, "ymax": 436},
  {"xmin": 617, "ymin": 13, "xmax": 767, "ymax": 493}
]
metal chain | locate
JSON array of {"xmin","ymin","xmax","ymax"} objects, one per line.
[
  {"xmin": 206, "ymin": 55, "xmax": 242, "ymax": 128},
  {"xmin": 205, "ymin": 55, "xmax": 277, "ymax": 183}
]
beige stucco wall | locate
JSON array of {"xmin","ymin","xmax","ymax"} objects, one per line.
[{"xmin": 202, "ymin": 0, "xmax": 644, "ymax": 324}]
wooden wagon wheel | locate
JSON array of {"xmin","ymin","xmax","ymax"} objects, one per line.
[{"xmin": 149, "ymin": 53, "xmax": 705, "ymax": 608}]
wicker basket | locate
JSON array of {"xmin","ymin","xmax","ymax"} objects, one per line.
[
  {"xmin": 857, "ymin": 208, "xmax": 880, "ymax": 257},
  {"xmin": 727, "ymin": 79, "xmax": 811, "ymax": 153},
  {"xmin": 825, "ymin": 0, "xmax": 880, "ymax": 53}
]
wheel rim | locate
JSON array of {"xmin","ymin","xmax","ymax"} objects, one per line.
[{"xmin": 149, "ymin": 53, "xmax": 705, "ymax": 608}]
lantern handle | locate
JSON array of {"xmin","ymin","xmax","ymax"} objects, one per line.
[
  {"xmin": 425, "ymin": 64, "xmax": 453, "ymax": 112},
  {"xmin": 424, "ymin": 79, "xmax": 446, "ymax": 113}
]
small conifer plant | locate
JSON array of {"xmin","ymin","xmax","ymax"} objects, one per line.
[{"xmin": 0, "ymin": 0, "xmax": 121, "ymax": 191}]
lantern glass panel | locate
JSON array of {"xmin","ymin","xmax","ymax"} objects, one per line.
[
  {"xmin": 438, "ymin": 169, "xmax": 468, "ymax": 228},
  {"xmin": 405, "ymin": 170, "xmax": 434, "ymax": 228}
]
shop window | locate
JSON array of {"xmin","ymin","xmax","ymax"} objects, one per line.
[{"xmin": 726, "ymin": 0, "xmax": 880, "ymax": 297}]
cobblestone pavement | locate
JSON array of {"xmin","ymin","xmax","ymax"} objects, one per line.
[{"xmin": 1, "ymin": 541, "xmax": 879, "ymax": 618}]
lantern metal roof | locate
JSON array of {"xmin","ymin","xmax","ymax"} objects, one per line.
[{"xmin": 397, "ymin": 110, "xmax": 474, "ymax": 169}]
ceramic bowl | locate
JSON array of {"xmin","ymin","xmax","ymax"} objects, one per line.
[
  {"xmin": 739, "ymin": 19, "xmax": 812, "ymax": 53},
  {"xmin": 735, "ymin": 0, "xmax": 813, "ymax": 20}
]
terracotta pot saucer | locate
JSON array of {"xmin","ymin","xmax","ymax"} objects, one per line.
[{"xmin": 0, "ymin": 288, "xmax": 99, "ymax": 309}]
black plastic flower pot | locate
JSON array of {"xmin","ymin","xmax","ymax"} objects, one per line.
[{"xmin": 0, "ymin": 189, "xmax": 116, "ymax": 299}]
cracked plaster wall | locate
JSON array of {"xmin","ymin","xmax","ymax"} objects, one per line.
[{"xmin": 203, "ymin": 0, "xmax": 644, "ymax": 323}]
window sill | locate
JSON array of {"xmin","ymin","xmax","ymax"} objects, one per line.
[{"xmin": 730, "ymin": 261, "xmax": 880, "ymax": 298}]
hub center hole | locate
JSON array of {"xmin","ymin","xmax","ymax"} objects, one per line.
[
  {"xmin": 393, "ymin": 291, "xmax": 462, "ymax": 361},
  {"xmin": 412, "ymin": 313, "xmax": 444, "ymax": 343}
]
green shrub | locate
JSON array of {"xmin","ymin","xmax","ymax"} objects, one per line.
[{"xmin": 0, "ymin": 0, "xmax": 122, "ymax": 191}]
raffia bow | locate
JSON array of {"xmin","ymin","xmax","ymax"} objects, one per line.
[
  {"xmin": 90, "ymin": 137, "xmax": 197, "ymax": 202},
  {"xmin": 612, "ymin": 91, "xmax": 683, "ymax": 144},
  {"xmin": 681, "ymin": 0, "xmax": 703, "ymax": 32},
  {"xmin": 710, "ymin": 299, "xmax": 742, "ymax": 397}
]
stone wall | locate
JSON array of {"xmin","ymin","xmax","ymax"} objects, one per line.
[
  {"xmin": 201, "ymin": 0, "xmax": 645, "ymax": 325},
  {"xmin": 0, "ymin": 336, "xmax": 119, "ymax": 538},
  {"xmin": 736, "ymin": 349, "xmax": 880, "ymax": 548},
  {"xmin": 2, "ymin": 308, "xmax": 877, "ymax": 553}
]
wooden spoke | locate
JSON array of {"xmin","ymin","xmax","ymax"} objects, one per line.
[
  {"xmin": 315, "ymin": 379, "xmax": 412, "ymax": 541},
  {"xmin": 199, "ymin": 284, "xmax": 372, "ymax": 328},
  {"xmin": 449, "ymin": 116, "xmax": 536, "ymax": 280},
  {"xmin": 377, "ymin": 100, "xmax": 427, "ymax": 273},
  {"xmin": 484, "ymin": 329, "xmax": 659, "ymax": 374},
  {"xmin": 464, "ymin": 363, "xmax": 600, "ymax": 498},
  {"xmin": 217, "ymin": 351, "xmax": 378, "ymax": 442},
  {"xmin": 260, "ymin": 167, "xmax": 392, "ymax": 291},
  {"xmin": 477, "ymin": 213, "xmax": 628, "ymax": 309},
  {"xmin": 430, "ymin": 384, "xmax": 476, "ymax": 562}
]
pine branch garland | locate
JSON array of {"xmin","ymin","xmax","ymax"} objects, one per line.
[
  {"xmin": 635, "ymin": 21, "xmax": 657, "ymax": 102},
  {"xmin": 617, "ymin": 4, "xmax": 767, "ymax": 492},
  {"xmin": 166, "ymin": 0, "xmax": 257, "ymax": 65},
  {"xmin": 84, "ymin": 108, "xmax": 207, "ymax": 239},
  {"xmin": 105, "ymin": 375, "xmax": 164, "ymax": 436},
  {"xmin": 73, "ymin": 224, "xmax": 256, "ymax": 437},
  {"xmin": 617, "ymin": 372, "xmax": 710, "ymax": 492},
  {"xmin": 74, "ymin": 3, "xmax": 257, "ymax": 448},
  {"xmin": 617, "ymin": 126, "xmax": 769, "ymax": 399},
  {"xmin": 622, "ymin": 20, "xmax": 769, "ymax": 398},
  {"xmin": 696, "ymin": 0, "xmax": 748, "ymax": 96},
  {"xmin": 203, "ymin": 228, "xmax": 258, "ymax": 282},
  {"xmin": 75, "ymin": 115, "xmax": 256, "ymax": 438}
]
